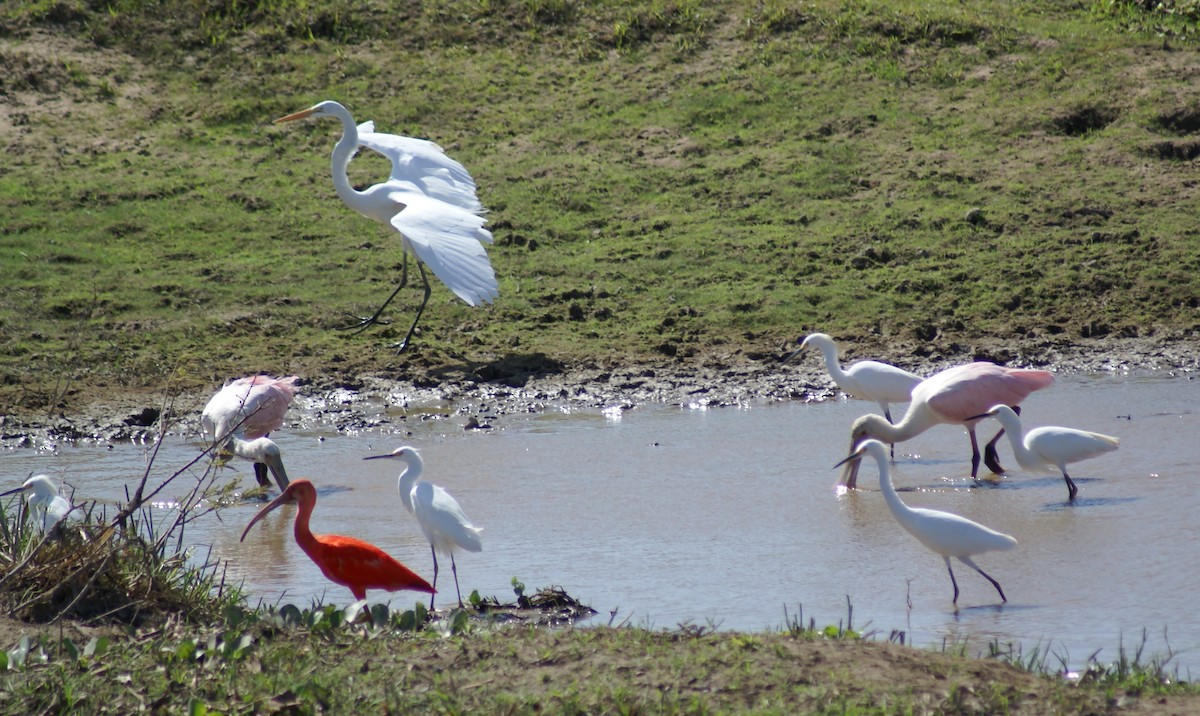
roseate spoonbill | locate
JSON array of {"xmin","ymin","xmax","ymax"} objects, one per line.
[
  {"xmin": 836, "ymin": 440, "xmax": 1017, "ymax": 605},
  {"xmin": 240, "ymin": 479, "xmax": 434, "ymax": 602},
  {"xmin": 784, "ymin": 333, "xmax": 921, "ymax": 457},
  {"xmin": 273, "ymin": 100, "xmax": 497, "ymax": 353},
  {"xmin": 842, "ymin": 362, "xmax": 1055, "ymax": 487},
  {"xmin": 201, "ymin": 375, "xmax": 298, "ymax": 490},
  {"xmin": 969, "ymin": 405, "xmax": 1120, "ymax": 501},
  {"xmin": 364, "ymin": 446, "xmax": 482, "ymax": 610},
  {"xmin": 0, "ymin": 475, "xmax": 78, "ymax": 533}
]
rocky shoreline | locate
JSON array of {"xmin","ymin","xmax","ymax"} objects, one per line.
[{"xmin": 4, "ymin": 335, "xmax": 1197, "ymax": 451}]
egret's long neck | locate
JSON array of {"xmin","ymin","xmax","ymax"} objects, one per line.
[
  {"xmin": 397, "ymin": 457, "xmax": 421, "ymax": 514},
  {"xmin": 994, "ymin": 413, "xmax": 1039, "ymax": 469},
  {"xmin": 817, "ymin": 342, "xmax": 850, "ymax": 385},
  {"xmin": 329, "ymin": 111, "xmax": 362, "ymax": 209},
  {"xmin": 873, "ymin": 457, "xmax": 916, "ymax": 525}
]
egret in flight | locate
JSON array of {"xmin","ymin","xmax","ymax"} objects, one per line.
[
  {"xmin": 240, "ymin": 479, "xmax": 434, "ymax": 603},
  {"xmin": 364, "ymin": 446, "xmax": 482, "ymax": 610},
  {"xmin": 0, "ymin": 475, "xmax": 79, "ymax": 533},
  {"xmin": 784, "ymin": 333, "xmax": 921, "ymax": 456},
  {"xmin": 836, "ymin": 440, "xmax": 1017, "ymax": 605},
  {"xmin": 273, "ymin": 100, "xmax": 497, "ymax": 353},
  {"xmin": 969, "ymin": 404, "xmax": 1120, "ymax": 501},
  {"xmin": 842, "ymin": 362, "xmax": 1055, "ymax": 488},
  {"xmin": 201, "ymin": 375, "xmax": 297, "ymax": 490}
]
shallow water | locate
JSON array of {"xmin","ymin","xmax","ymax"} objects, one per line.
[{"xmin": 5, "ymin": 371, "xmax": 1199, "ymax": 676}]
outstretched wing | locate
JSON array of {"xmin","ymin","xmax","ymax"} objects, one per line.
[
  {"xmin": 388, "ymin": 190, "xmax": 499, "ymax": 307},
  {"xmin": 357, "ymin": 121, "xmax": 484, "ymax": 214}
]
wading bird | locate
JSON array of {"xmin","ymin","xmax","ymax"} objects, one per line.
[
  {"xmin": 240, "ymin": 479, "xmax": 434, "ymax": 603},
  {"xmin": 836, "ymin": 440, "xmax": 1017, "ymax": 605},
  {"xmin": 201, "ymin": 375, "xmax": 298, "ymax": 490},
  {"xmin": 842, "ymin": 362, "xmax": 1055, "ymax": 488},
  {"xmin": 0, "ymin": 475, "xmax": 78, "ymax": 533},
  {"xmin": 364, "ymin": 446, "xmax": 482, "ymax": 610},
  {"xmin": 969, "ymin": 404, "xmax": 1120, "ymax": 502},
  {"xmin": 273, "ymin": 100, "xmax": 497, "ymax": 353},
  {"xmin": 784, "ymin": 333, "xmax": 921, "ymax": 457}
]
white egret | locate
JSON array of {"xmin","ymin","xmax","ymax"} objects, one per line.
[
  {"xmin": 201, "ymin": 375, "xmax": 297, "ymax": 490},
  {"xmin": 364, "ymin": 446, "xmax": 482, "ymax": 610},
  {"xmin": 273, "ymin": 100, "xmax": 497, "ymax": 353},
  {"xmin": 0, "ymin": 475, "xmax": 79, "ymax": 533},
  {"xmin": 843, "ymin": 362, "xmax": 1055, "ymax": 487},
  {"xmin": 970, "ymin": 404, "xmax": 1120, "ymax": 501},
  {"xmin": 836, "ymin": 440, "xmax": 1017, "ymax": 605},
  {"xmin": 784, "ymin": 333, "xmax": 921, "ymax": 423},
  {"xmin": 784, "ymin": 333, "xmax": 921, "ymax": 457}
]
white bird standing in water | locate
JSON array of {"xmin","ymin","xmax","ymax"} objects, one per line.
[
  {"xmin": 784, "ymin": 333, "xmax": 921, "ymax": 457},
  {"xmin": 835, "ymin": 440, "xmax": 1017, "ymax": 605},
  {"xmin": 970, "ymin": 404, "xmax": 1120, "ymax": 501},
  {"xmin": 201, "ymin": 375, "xmax": 298, "ymax": 490},
  {"xmin": 0, "ymin": 475, "xmax": 79, "ymax": 533},
  {"xmin": 273, "ymin": 100, "xmax": 497, "ymax": 353},
  {"xmin": 785, "ymin": 333, "xmax": 921, "ymax": 424},
  {"xmin": 364, "ymin": 446, "xmax": 483, "ymax": 610}
]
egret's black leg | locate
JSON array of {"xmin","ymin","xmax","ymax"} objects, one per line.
[
  {"xmin": 983, "ymin": 404, "xmax": 1020, "ymax": 474},
  {"xmin": 389, "ymin": 260, "xmax": 431, "ymax": 354},
  {"xmin": 342, "ymin": 250, "xmax": 409, "ymax": 334},
  {"xmin": 450, "ymin": 554, "xmax": 464, "ymax": 608},
  {"xmin": 429, "ymin": 544, "xmax": 439, "ymax": 612},
  {"xmin": 961, "ymin": 556, "xmax": 1008, "ymax": 603},
  {"xmin": 945, "ymin": 557, "xmax": 961, "ymax": 605},
  {"xmin": 1064, "ymin": 471, "xmax": 1079, "ymax": 501}
]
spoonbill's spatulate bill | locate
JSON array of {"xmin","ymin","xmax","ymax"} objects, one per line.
[{"xmin": 201, "ymin": 375, "xmax": 298, "ymax": 490}]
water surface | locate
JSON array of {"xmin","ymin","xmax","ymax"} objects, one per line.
[{"xmin": 5, "ymin": 372, "xmax": 1198, "ymax": 676}]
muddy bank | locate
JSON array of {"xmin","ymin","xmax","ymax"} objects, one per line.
[{"xmin": 4, "ymin": 335, "xmax": 1197, "ymax": 450}]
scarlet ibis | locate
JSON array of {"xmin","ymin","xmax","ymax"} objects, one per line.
[{"xmin": 240, "ymin": 479, "xmax": 434, "ymax": 603}]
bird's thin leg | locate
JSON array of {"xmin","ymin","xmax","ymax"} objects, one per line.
[
  {"xmin": 883, "ymin": 406, "xmax": 897, "ymax": 460},
  {"xmin": 429, "ymin": 544, "xmax": 439, "ymax": 612},
  {"xmin": 967, "ymin": 430, "xmax": 982, "ymax": 480},
  {"xmin": 1063, "ymin": 470, "xmax": 1079, "ymax": 502},
  {"xmin": 342, "ymin": 250, "xmax": 409, "ymax": 334},
  {"xmin": 450, "ymin": 554, "xmax": 464, "ymax": 608},
  {"xmin": 961, "ymin": 556, "xmax": 1007, "ymax": 603},
  {"xmin": 253, "ymin": 462, "xmax": 271, "ymax": 488},
  {"xmin": 983, "ymin": 405, "xmax": 1020, "ymax": 474},
  {"xmin": 945, "ymin": 557, "xmax": 960, "ymax": 605},
  {"xmin": 389, "ymin": 260, "xmax": 432, "ymax": 354}
]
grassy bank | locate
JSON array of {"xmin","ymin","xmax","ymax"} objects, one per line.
[{"xmin": 2, "ymin": 0, "xmax": 1200, "ymax": 417}]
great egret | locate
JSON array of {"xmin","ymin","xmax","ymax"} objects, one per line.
[
  {"xmin": 364, "ymin": 446, "xmax": 482, "ymax": 610},
  {"xmin": 0, "ymin": 475, "xmax": 78, "ymax": 533},
  {"xmin": 201, "ymin": 375, "xmax": 298, "ymax": 490},
  {"xmin": 240, "ymin": 479, "xmax": 435, "ymax": 602},
  {"xmin": 784, "ymin": 333, "xmax": 921, "ymax": 457},
  {"xmin": 836, "ymin": 440, "xmax": 1017, "ymax": 605},
  {"xmin": 970, "ymin": 404, "xmax": 1120, "ymax": 501},
  {"xmin": 273, "ymin": 100, "xmax": 498, "ymax": 353},
  {"xmin": 843, "ymin": 362, "xmax": 1055, "ymax": 487}
]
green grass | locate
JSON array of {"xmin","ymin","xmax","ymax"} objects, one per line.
[{"xmin": 1, "ymin": 0, "xmax": 1199, "ymax": 413}]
